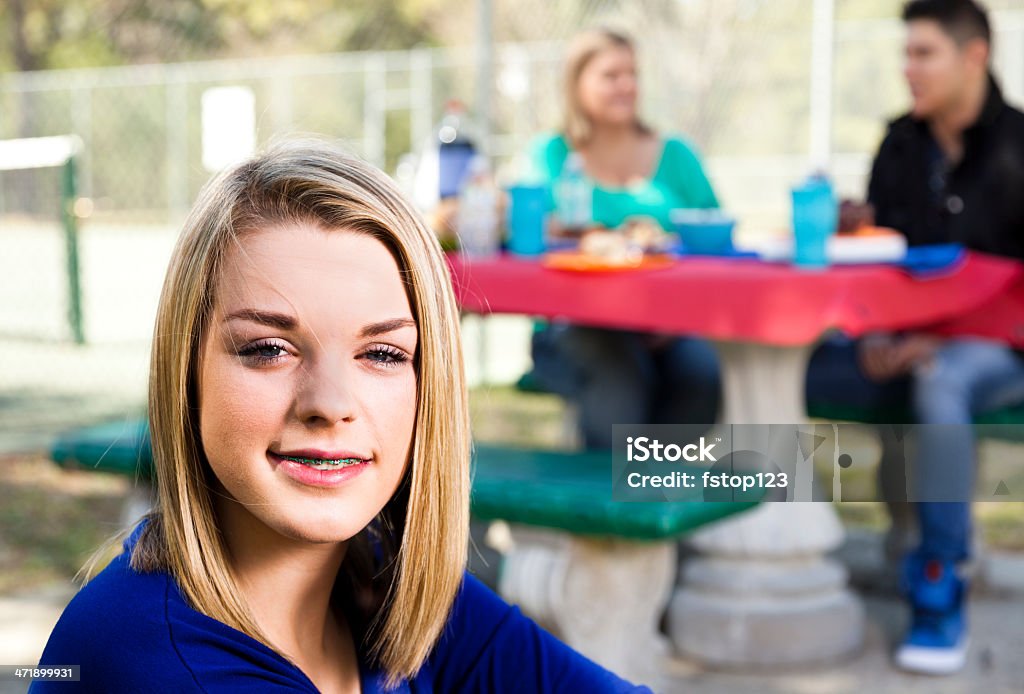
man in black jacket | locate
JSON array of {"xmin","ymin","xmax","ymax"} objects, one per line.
[
  {"xmin": 807, "ymin": 0, "xmax": 1024, "ymax": 675},
  {"xmin": 868, "ymin": 9, "xmax": 1024, "ymax": 260}
]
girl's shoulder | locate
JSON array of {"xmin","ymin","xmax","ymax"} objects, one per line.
[
  {"xmin": 32, "ymin": 530, "xmax": 316, "ymax": 693},
  {"xmin": 32, "ymin": 545, "xmax": 203, "ymax": 692}
]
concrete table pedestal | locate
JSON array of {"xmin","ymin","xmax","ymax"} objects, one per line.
[
  {"xmin": 668, "ymin": 341, "xmax": 866, "ymax": 666},
  {"xmin": 669, "ymin": 504, "xmax": 864, "ymax": 665}
]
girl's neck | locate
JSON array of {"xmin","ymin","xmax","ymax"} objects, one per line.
[{"xmin": 218, "ymin": 500, "xmax": 355, "ymax": 686}]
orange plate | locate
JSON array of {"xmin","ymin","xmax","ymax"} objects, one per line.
[
  {"xmin": 843, "ymin": 226, "xmax": 901, "ymax": 237},
  {"xmin": 542, "ymin": 251, "xmax": 675, "ymax": 272}
]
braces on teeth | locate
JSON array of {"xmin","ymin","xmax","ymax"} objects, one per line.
[{"xmin": 281, "ymin": 455, "xmax": 365, "ymax": 468}]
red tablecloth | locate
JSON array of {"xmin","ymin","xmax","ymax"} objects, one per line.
[{"xmin": 447, "ymin": 252, "xmax": 1024, "ymax": 347}]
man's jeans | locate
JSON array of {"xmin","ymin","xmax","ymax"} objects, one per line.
[
  {"xmin": 807, "ymin": 336, "xmax": 1024, "ymax": 562},
  {"xmin": 531, "ymin": 324, "xmax": 721, "ymax": 449}
]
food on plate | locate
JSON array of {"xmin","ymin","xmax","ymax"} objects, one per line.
[
  {"xmin": 576, "ymin": 217, "xmax": 673, "ymax": 261},
  {"xmin": 621, "ymin": 217, "xmax": 674, "ymax": 251},
  {"xmin": 579, "ymin": 228, "xmax": 640, "ymax": 263}
]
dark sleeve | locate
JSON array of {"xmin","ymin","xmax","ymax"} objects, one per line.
[
  {"xmin": 867, "ymin": 127, "xmax": 901, "ymax": 233},
  {"xmin": 428, "ymin": 573, "xmax": 653, "ymax": 693}
]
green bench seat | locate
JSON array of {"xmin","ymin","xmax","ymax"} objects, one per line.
[
  {"xmin": 51, "ymin": 420, "xmax": 756, "ymax": 540},
  {"xmin": 471, "ymin": 445, "xmax": 755, "ymax": 539},
  {"xmin": 51, "ymin": 419, "xmax": 153, "ymax": 479}
]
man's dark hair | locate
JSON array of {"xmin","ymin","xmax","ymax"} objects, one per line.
[{"xmin": 902, "ymin": 0, "xmax": 992, "ymax": 46}]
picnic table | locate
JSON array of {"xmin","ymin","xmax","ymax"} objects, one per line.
[{"xmin": 447, "ymin": 249, "xmax": 1024, "ymax": 667}]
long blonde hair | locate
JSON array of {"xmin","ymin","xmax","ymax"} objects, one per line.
[
  {"xmin": 562, "ymin": 27, "xmax": 652, "ymax": 148},
  {"xmin": 130, "ymin": 139, "xmax": 470, "ymax": 687}
]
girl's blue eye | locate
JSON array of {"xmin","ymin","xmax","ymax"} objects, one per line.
[
  {"xmin": 238, "ymin": 340, "xmax": 288, "ymax": 364},
  {"xmin": 363, "ymin": 345, "xmax": 410, "ymax": 368}
]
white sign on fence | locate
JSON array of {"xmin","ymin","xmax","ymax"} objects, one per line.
[{"xmin": 201, "ymin": 86, "xmax": 255, "ymax": 172}]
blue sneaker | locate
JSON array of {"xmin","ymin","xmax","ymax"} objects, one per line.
[{"xmin": 895, "ymin": 554, "xmax": 969, "ymax": 675}]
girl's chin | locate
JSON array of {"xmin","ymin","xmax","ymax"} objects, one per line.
[{"xmin": 271, "ymin": 515, "xmax": 372, "ymax": 546}]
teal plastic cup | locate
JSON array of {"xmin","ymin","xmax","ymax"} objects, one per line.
[
  {"xmin": 791, "ymin": 180, "xmax": 837, "ymax": 269},
  {"xmin": 507, "ymin": 184, "xmax": 548, "ymax": 256}
]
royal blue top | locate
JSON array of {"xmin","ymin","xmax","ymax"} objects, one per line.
[{"xmin": 32, "ymin": 526, "xmax": 650, "ymax": 693}]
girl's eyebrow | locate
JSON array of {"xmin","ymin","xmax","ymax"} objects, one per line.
[
  {"xmin": 224, "ymin": 309, "xmax": 296, "ymax": 330},
  {"xmin": 360, "ymin": 318, "xmax": 417, "ymax": 338},
  {"xmin": 223, "ymin": 310, "xmax": 415, "ymax": 338}
]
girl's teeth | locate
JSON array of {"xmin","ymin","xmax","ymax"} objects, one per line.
[
  {"xmin": 310, "ymin": 461, "xmax": 357, "ymax": 470},
  {"xmin": 282, "ymin": 454, "xmax": 365, "ymax": 470}
]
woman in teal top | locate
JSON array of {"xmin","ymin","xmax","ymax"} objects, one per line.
[
  {"xmin": 530, "ymin": 133, "xmax": 719, "ymax": 231},
  {"xmin": 527, "ymin": 28, "xmax": 721, "ymax": 448}
]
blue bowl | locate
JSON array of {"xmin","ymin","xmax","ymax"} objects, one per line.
[{"xmin": 670, "ymin": 209, "xmax": 736, "ymax": 255}]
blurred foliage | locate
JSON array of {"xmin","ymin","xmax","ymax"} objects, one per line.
[
  {"xmin": 0, "ymin": 0, "xmax": 448, "ymax": 72},
  {"xmin": 3, "ymin": 0, "xmax": 1023, "ymax": 74},
  {"xmin": 3, "ymin": 0, "xmax": 1023, "ymax": 216}
]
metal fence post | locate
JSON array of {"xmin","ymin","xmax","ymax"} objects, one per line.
[
  {"xmin": 475, "ymin": 0, "xmax": 494, "ymax": 155},
  {"xmin": 71, "ymin": 86, "xmax": 93, "ymax": 198},
  {"xmin": 61, "ymin": 153, "xmax": 84, "ymax": 345},
  {"xmin": 271, "ymin": 70, "xmax": 294, "ymax": 134},
  {"xmin": 166, "ymin": 76, "xmax": 189, "ymax": 223},
  {"xmin": 809, "ymin": 0, "xmax": 835, "ymax": 170},
  {"xmin": 362, "ymin": 54, "xmax": 387, "ymax": 168},
  {"xmin": 410, "ymin": 49, "xmax": 434, "ymax": 153}
]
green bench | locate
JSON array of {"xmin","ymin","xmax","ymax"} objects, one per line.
[
  {"xmin": 51, "ymin": 419, "xmax": 153, "ymax": 479},
  {"xmin": 470, "ymin": 445, "xmax": 756, "ymax": 680},
  {"xmin": 470, "ymin": 444, "xmax": 755, "ymax": 538}
]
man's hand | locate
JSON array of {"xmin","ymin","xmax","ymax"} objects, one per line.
[
  {"xmin": 858, "ymin": 333, "xmax": 942, "ymax": 381},
  {"xmin": 643, "ymin": 333, "xmax": 675, "ymax": 351}
]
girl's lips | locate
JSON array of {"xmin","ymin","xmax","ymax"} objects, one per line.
[{"xmin": 268, "ymin": 451, "xmax": 371, "ymax": 489}]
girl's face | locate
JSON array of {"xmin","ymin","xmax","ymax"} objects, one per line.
[
  {"xmin": 576, "ymin": 45, "xmax": 639, "ymax": 128},
  {"xmin": 198, "ymin": 223, "xmax": 418, "ymax": 545}
]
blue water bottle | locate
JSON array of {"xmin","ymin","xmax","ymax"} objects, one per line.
[{"xmin": 437, "ymin": 100, "xmax": 476, "ymax": 200}]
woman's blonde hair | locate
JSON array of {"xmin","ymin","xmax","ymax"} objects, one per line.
[
  {"xmin": 562, "ymin": 27, "xmax": 652, "ymax": 148},
  {"xmin": 130, "ymin": 139, "xmax": 470, "ymax": 687}
]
